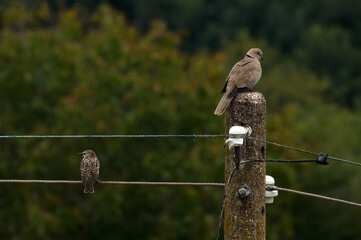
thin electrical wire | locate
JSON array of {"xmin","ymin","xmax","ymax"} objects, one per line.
[
  {"xmin": 272, "ymin": 186, "xmax": 361, "ymax": 208},
  {"xmin": 246, "ymin": 136, "xmax": 361, "ymax": 167},
  {"xmin": 246, "ymin": 136, "xmax": 318, "ymax": 155},
  {"xmin": 0, "ymin": 179, "xmax": 81, "ymax": 184},
  {"xmin": 328, "ymin": 156, "xmax": 361, "ymax": 167},
  {"xmin": 215, "ymin": 166, "xmax": 237, "ymax": 240},
  {"xmin": 1, "ymin": 133, "xmax": 360, "ymax": 166},
  {"xmin": 98, "ymin": 181, "xmax": 225, "ymax": 187},
  {"xmin": 0, "ymin": 134, "xmax": 226, "ymax": 139},
  {"xmin": 241, "ymin": 159, "xmax": 317, "ymax": 163},
  {"xmin": 1, "ymin": 179, "xmax": 360, "ymax": 208},
  {"xmin": 0, "ymin": 179, "xmax": 225, "ymax": 187}
]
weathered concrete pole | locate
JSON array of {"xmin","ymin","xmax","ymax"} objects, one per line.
[{"xmin": 224, "ymin": 90, "xmax": 266, "ymax": 240}]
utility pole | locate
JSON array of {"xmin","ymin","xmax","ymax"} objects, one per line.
[{"xmin": 224, "ymin": 90, "xmax": 266, "ymax": 240}]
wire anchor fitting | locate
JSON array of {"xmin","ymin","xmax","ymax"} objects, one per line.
[
  {"xmin": 265, "ymin": 175, "xmax": 278, "ymax": 204},
  {"xmin": 316, "ymin": 152, "xmax": 329, "ymax": 165},
  {"xmin": 225, "ymin": 126, "xmax": 252, "ymax": 169}
]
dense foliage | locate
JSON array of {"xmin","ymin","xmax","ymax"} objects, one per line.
[
  {"xmin": 12, "ymin": 0, "xmax": 361, "ymax": 107},
  {"xmin": 0, "ymin": 2, "xmax": 360, "ymax": 240}
]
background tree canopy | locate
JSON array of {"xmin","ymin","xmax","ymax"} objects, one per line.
[{"xmin": 0, "ymin": 1, "xmax": 360, "ymax": 240}]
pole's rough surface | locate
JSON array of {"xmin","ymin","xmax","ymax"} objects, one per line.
[{"xmin": 225, "ymin": 90, "xmax": 266, "ymax": 240}]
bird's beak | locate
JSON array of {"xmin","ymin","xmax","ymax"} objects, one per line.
[
  {"xmin": 261, "ymin": 56, "xmax": 264, "ymax": 60},
  {"xmin": 77, "ymin": 152, "xmax": 83, "ymax": 155}
]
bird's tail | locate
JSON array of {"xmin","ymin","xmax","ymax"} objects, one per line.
[
  {"xmin": 83, "ymin": 179, "xmax": 95, "ymax": 193},
  {"xmin": 214, "ymin": 94, "xmax": 233, "ymax": 115}
]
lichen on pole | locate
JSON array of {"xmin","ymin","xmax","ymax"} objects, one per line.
[{"xmin": 224, "ymin": 90, "xmax": 266, "ymax": 240}]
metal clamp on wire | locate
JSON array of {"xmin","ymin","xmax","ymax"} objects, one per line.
[
  {"xmin": 265, "ymin": 175, "xmax": 278, "ymax": 204},
  {"xmin": 225, "ymin": 126, "xmax": 252, "ymax": 169},
  {"xmin": 316, "ymin": 152, "xmax": 329, "ymax": 165}
]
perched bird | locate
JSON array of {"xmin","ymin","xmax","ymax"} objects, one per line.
[
  {"xmin": 79, "ymin": 150, "xmax": 100, "ymax": 193},
  {"xmin": 214, "ymin": 48, "xmax": 263, "ymax": 115}
]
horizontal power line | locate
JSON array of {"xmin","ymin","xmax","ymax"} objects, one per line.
[
  {"xmin": 272, "ymin": 186, "xmax": 361, "ymax": 208},
  {"xmin": 0, "ymin": 179, "xmax": 224, "ymax": 187},
  {"xmin": 1, "ymin": 179, "xmax": 360, "ymax": 208},
  {"xmin": 0, "ymin": 133, "xmax": 360, "ymax": 166},
  {"xmin": 0, "ymin": 134, "xmax": 225, "ymax": 139}
]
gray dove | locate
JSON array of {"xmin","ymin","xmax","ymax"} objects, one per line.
[{"xmin": 214, "ymin": 48, "xmax": 263, "ymax": 115}]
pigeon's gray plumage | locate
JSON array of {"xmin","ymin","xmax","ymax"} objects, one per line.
[{"xmin": 214, "ymin": 48, "xmax": 263, "ymax": 115}]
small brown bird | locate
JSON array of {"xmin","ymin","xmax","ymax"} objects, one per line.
[
  {"xmin": 79, "ymin": 150, "xmax": 100, "ymax": 193},
  {"xmin": 214, "ymin": 48, "xmax": 263, "ymax": 115}
]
